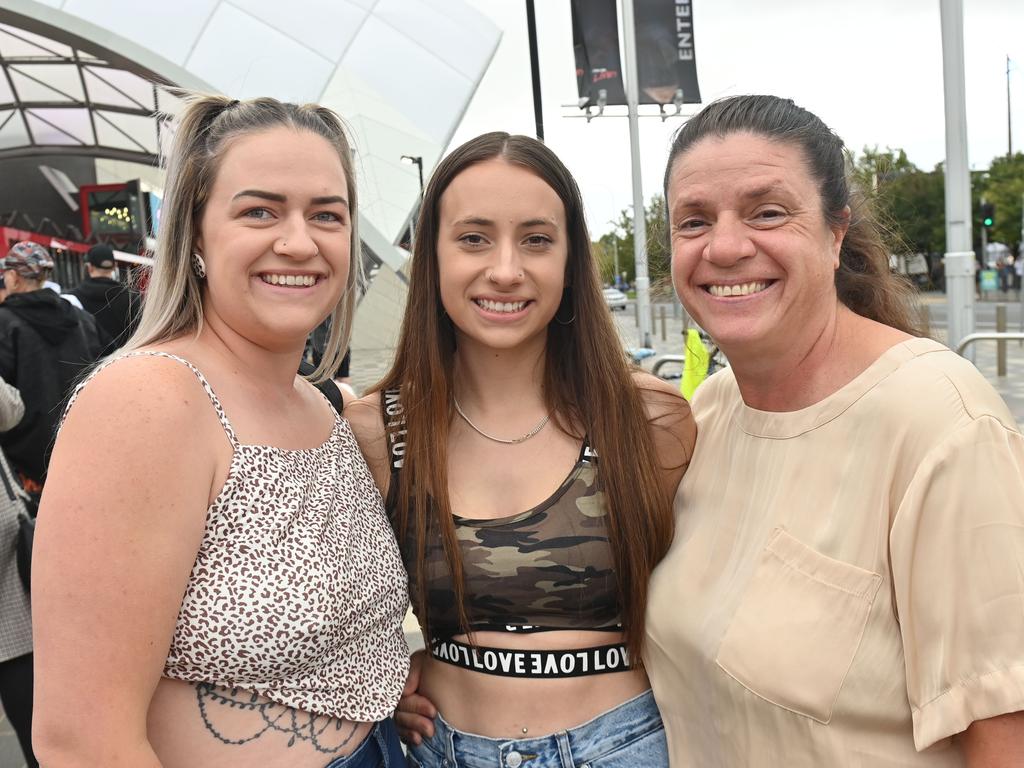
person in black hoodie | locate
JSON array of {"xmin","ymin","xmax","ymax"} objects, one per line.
[
  {"xmin": 0, "ymin": 241, "xmax": 106, "ymax": 492},
  {"xmin": 69, "ymin": 244, "xmax": 139, "ymax": 356}
]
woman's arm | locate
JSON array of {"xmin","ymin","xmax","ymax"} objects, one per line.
[
  {"xmin": 961, "ymin": 711, "xmax": 1024, "ymax": 767},
  {"xmin": 0, "ymin": 378, "xmax": 24, "ymax": 432},
  {"xmin": 32, "ymin": 357, "xmax": 221, "ymax": 768},
  {"xmin": 634, "ymin": 372, "xmax": 697, "ymax": 503},
  {"xmin": 346, "ymin": 392, "xmax": 391, "ymax": 498}
]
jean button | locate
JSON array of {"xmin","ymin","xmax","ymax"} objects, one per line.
[{"xmin": 505, "ymin": 751, "xmax": 523, "ymax": 768}]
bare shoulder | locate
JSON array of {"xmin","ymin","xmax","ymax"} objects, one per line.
[
  {"xmin": 345, "ymin": 391, "xmax": 389, "ymax": 496},
  {"xmin": 64, "ymin": 352, "xmax": 216, "ymax": 430},
  {"xmin": 53, "ymin": 353, "xmax": 223, "ymax": 502},
  {"xmin": 346, "ymin": 390, "xmax": 384, "ymax": 442},
  {"xmin": 62, "ymin": 352, "xmax": 215, "ymax": 441}
]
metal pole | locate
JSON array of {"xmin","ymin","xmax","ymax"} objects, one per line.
[
  {"xmin": 612, "ymin": 237, "xmax": 619, "ymax": 283},
  {"xmin": 525, "ymin": 0, "xmax": 544, "ymax": 141},
  {"xmin": 996, "ymin": 304, "xmax": 1007, "ymax": 375},
  {"xmin": 940, "ymin": 0, "xmax": 975, "ymax": 359},
  {"xmin": 981, "ymin": 218, "xmax": 988, "ymax": 286},
  {"xmin": 1009, "ymin": 54, "xmax": 1013, "ymax": 158},
  {"xmin": 620, "ymin": 0, "xmax": 651, "ymax": 348}
]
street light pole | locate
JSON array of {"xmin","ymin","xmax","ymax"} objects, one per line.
[
  {"xmin": 1008, "ymin": 54, "xmax": 1014, "ymax": 158},
  {"xmin": 940, "ymin": 0, "xmax": 975, "ymax": 359},
  {"xmin": 620, "ymin": 0, "xmax": 651, "ymax": 348},
  {"xmin": 400, "ymin": 154, "xmax": 424, "ymax": 247}
]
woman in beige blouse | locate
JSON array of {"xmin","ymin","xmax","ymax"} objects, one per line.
[{"xmin": 647, "ymin": 94, "xmax": 1024, "ymax": 766}]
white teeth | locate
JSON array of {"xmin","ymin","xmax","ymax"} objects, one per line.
[
  {"xmin": 261, "ymin": 274, "xmax": 317, "ymax": 287},
  {"xmin": 475, "ymin": 299, "xmax": 527, "ymax": 313},
  {"xmin": 707, "ymin": 281, "xmax": 769, "ymax": 298}
]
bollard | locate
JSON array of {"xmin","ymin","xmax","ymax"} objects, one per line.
[
  {"xmin": 997, "ymin": 304, "xmax": 1007, "ymax": 376},
  {"xmin": 660, "ymin": 305, "xmax": 667, "ymax": 341},
  {"xmin": 918, "ymin": 302, "xmax": 931, "ymax": 338}
]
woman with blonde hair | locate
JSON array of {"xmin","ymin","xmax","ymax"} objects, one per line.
[{"xmin": 32, "ymin": 95, "xmax": 409, "ymax": 768}]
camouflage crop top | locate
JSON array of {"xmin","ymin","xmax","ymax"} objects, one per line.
[{"xmin": 382, "ymin": 389, "xmax": 623, "ymax": 639}]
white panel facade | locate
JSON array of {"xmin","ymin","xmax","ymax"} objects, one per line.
[
  {"xmin": 61, "ymin": 0, "xmax": 219, "ymax": 66},
  {"xmin": 4, "ymin": 0, "xmax": 501, "ymax": 253},
  {"xmin": 237, "ymin": 0, "xmax": 368, "ymax": 62},
  {"xmin": 185, "ymin": 4, "xmax": 334, "ymax": 102}
]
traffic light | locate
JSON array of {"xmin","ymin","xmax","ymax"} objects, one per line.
[{"xmin": 981, "ymin": 201, "xmax": 995, "ymax": 228}]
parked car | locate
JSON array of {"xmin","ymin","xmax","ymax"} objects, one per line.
[{"xmin": 602, "ymin": 287, "xmax": 628, "ymax": 311}]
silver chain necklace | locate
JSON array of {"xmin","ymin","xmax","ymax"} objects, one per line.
[{"xmin": 453, "ymin": 398, "xmax": 550, "ymax": 445}]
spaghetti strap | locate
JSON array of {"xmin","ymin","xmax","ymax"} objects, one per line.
[{"xmin": 64, "ymin": 351, "xmax": 240, "ymax": 448}]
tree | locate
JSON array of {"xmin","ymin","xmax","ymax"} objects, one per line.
[
  {"xmin": 979, "ymin": 152, "xmax": 1024, "ymax": 255},
  {"xmin": 594, "ymin": 194, "xmax": 673, "ymax": 294},
  {"xmin": 850, "ymin": 146, "xmax": 951, "ymax": 268}
]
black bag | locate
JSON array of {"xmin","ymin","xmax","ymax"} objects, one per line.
[
  {"xmin": 0, "ymin": 453, "xmax": 34, "ymax": 593},
  {"xmin": 15, "ymin": 507, "xmax": 34, "ymax": 593}
]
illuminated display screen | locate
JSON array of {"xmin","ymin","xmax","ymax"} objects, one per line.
[{"xmin": 87, "ymin": 188, "xmax": 138, "ymax": 236}]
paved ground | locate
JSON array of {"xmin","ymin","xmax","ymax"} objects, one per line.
[
  {"xmin": 3, "ymin": 293, "xmax": 1020, "ymax": 767},
  {"xmin": 0, "ymin": 714, "xmax": 23, "ymax": 768}
]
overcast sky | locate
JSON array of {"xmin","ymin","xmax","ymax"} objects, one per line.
[{"xmin": 450, "ymin": 0, "xmax": 1023, "ymax": 239}]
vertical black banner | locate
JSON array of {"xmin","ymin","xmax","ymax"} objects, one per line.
[
  {"xmin": 571, "ymin": 0, "xmax": 626, "ymax": 106},
  {"xmin": 634, "ymin": 0, "xmax": 701, "ymax": 104}
]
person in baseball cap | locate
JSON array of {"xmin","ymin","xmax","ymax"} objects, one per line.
[
  {"xmin": 0, "ymin": 240, "xmax": 105, "ymax": 487},
  {"xmin": 84, "ymin": 243, "xmax": 116, "ymax": 270},
  {"xmin": 69, "ymin": 243, "xmax": 139, "ymax": 356},
  {"xmin": 2, "ymin": 241, "xmax": 54, "ymax": 281}
]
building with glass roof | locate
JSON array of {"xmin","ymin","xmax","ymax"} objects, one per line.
[{"xmin": 0, "ymin": 0, "xmax": 501, "ymax": 353}]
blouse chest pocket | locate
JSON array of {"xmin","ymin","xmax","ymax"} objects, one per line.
[{"xmin": 715, "ymin": 528, "xmax": 882, "ymax": 724}]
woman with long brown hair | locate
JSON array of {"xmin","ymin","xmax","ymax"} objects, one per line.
[{"xmin": 348, "ymin": 132, "xmax": 695, "ymax": 767}]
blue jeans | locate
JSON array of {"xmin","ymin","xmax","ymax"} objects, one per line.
[
  {"xmin": 324, "ymin": 719, "xmax": 407, "ymax": 768},
  {"xmin": 408, "ymin": 689, "xmax": 667, "ymax": 768}
]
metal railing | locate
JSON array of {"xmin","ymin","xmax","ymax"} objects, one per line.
[
  {"xmin": 651, "ymin": 355, "xmax": 685, "ymax": 377},
  {"xmin": 955, "ymin": 332, "xmax": 1024, "ymax": 355}
]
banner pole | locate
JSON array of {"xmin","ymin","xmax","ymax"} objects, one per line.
[
  {"xmin": 620, "ymin": 0, "xmax": 651, "ymax": 348},
  {"xmin": 525, "ymin": 0, "xmax": 544, "ymax": 141}
]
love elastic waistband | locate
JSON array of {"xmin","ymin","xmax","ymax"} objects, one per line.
[{"xmin": 429, "ymin": 638, "xmax": 632, "ymax": 679}]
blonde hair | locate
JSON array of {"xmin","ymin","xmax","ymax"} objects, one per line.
[{"xmin": 122, "ymin": 93, "xmax": 360, "ymax": 381}]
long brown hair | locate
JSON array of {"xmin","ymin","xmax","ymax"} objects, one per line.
[
  {"xmin": 375, "ymin": 132, "xmax": 673, "ymax": 663},
  {"xmin": 663, "ymin": 94, "xmax": 921, "ymax": 335}
]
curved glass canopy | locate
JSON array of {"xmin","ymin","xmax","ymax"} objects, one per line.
[{"xmin": 0, "ymin": 21, "xmax": 181, "ymax": 165}]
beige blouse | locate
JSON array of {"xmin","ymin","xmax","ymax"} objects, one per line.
[{"xmin": 646, "ymin": 338, "xmax": 1024, "ymax": 767}]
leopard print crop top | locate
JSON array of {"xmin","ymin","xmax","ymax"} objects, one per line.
[{"xmin": 66, "ymin": 352, "xmax": 410, "ymax": 721}]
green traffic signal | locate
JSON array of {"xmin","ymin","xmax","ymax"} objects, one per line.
[{"xmin": 981, "ymin": 201, "xmax": 995, "ymax": 228}]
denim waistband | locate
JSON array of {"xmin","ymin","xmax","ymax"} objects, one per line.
[
  {"xmin": 323, "ymin": 718, "xmax": 406, "ymax": 768},
  {"xmin": 418, "ymin": 689, "xmax": 662, "ymax": 768}
]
